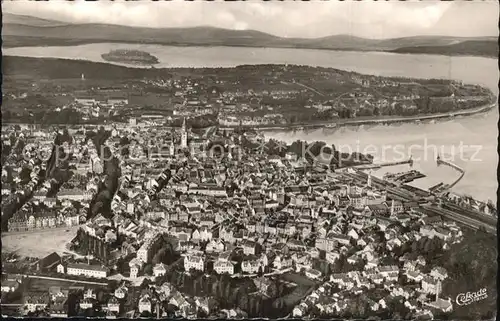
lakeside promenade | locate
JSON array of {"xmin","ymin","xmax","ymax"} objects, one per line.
[{"xmin": 254, "ymin": 101, "xmax": 497, "ymax": 132}]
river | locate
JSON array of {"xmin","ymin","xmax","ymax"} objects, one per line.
[{"xmin": 3, "ymin": 43, "xmax": 498, "ymax": 202}]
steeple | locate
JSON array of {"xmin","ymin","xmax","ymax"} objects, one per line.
[
  {"xmin": 436, "ymin": 279, "xmax": 442, "ymax": 300},
  {"xmin": 181, "ymin": 117, "xmax": 188, "ymax": 148}
]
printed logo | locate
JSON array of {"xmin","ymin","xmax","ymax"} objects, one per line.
[{"xmin": 455, "ymin": 288, "xmax": 488, "ymax": 306}]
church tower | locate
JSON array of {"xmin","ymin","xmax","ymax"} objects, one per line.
[
  {"xmin": 181, "ymin": 117, "xmax": 188, "ymax": 148},
  {"xmin": 436, "ymin": 279, "xmax": 442, "ymax": 300},
  {"xmin": 169, "ymin": 142, "xmax": 175, "ymax": 156}
]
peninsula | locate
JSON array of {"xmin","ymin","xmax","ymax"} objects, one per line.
[
  {"xmin": 101, "ymin": 49, "xmax": 159, "ymax": 65},
  {"xmin": 1, "ymin": 56, "xmax": 495, "ymax": 128}
]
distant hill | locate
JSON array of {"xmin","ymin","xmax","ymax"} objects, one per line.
[
  {"xmin": 2, "ymin": 12, "xmax": 497, "ymax": 58},
  {"xmin": 2, "ymin": 23, "xmax": 286, "ymax": 47},
  {"xmin": 2, "ymin": 12, "xmax": 67, "ymax": 27},
  {"xmin": 390, "ymin": 40, "xmax": 499, "ymax": 58}
]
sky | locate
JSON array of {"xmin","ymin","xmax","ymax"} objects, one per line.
[{"xmin": 3, "ymin": 0, "xmax": 499, "ymax": 39}]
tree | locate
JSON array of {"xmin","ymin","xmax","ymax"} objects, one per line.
[
  {"xmin": 273, "ymin": 298, "xmax": 285, "ymax": 311},
  {"xmin": 140, "ymin": 278, "xmax": 151, "ymax": 288},
  {"xmin": 192, "ymin": 277, "xmax": 201, "ymax": 295},
  {"xmin": 267, "ymin": 281, "xmax": 278, "ymax": 298},
  {"xmin": 152, "ymin": 248, "xmax": 167, "ymax": 265},
  {"xmin": 19, "ymin": 167, "xmax": 32, "ymax": 182},
  {"xmin": 211, "ymin": 279, "xmax": 219, "ymax": 296},
  {"xmin": 143, "ymin": 264, "xmax": 153, "ymax": 276},
  {"xmin": 14, "ymin": 138, "xmax": 26, "ymax": 155},
  {"xmin": 238, "ymin": 292, "xmax": 249, "ymax": 312},
  {"xmin": 224, "ymin": 282, "xmax": 232, "ymax": 301},
  {"xmin": 140, "ymin": 311, "xmax": 153, "ymax": 318},
  {"xmin": 97, "ymin": 289, "xmax": 105, "ymax": 302},
  {"xmin": 119, "ymin": 136, "xmax": 130, "ymax": 146},
  {"xmin": 251, "ymin": 296, "xmax": 263, "ymax": 316},
  {"xmin": 179, "ymin": 272, "xmax": 186, "ymax": 288},
  {"xmin": 277, "ymin": 282, "xmax": 286, "ymax": 297}
]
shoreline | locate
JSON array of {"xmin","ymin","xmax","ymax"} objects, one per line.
[
  {"xmin": 101, "ymin": 58, "xmax": 158, "ymax": 66},
  {"xmin": 2, "ymin": 101, "xmax": 496, "ymax": 129},
  {"xmin": 3, "ymin": 41, "xmax": 498, "ymax": 60},
  {"xmin": 251, "ymin": 101, "xmax": 497, "ymax": 132},
  {"xmin": 101, "ymin": 49, "xmax": 159, "ymax": 66}
]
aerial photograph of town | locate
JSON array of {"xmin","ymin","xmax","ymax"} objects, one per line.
[{"xmin": 1, "ymin": 1, "xmax": 498, "ymax": 320}]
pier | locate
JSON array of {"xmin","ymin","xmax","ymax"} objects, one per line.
[
  {"xmin": 353, "ymin": 157, "xmax": 413, "ymax": 170},
  {"xmin": 432, "ymin": 155, "xmax": 465, "ymax": 194}
]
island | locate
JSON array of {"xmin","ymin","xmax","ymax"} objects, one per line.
[{"xmin": 101, "ymin": 49, "xmax": 159, "ymax": 65}]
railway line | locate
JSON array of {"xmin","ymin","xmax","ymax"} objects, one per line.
[
  {"xmin": 441, "ymin": 201, "xmax": 497, "ymax": 225},
  {"xmin": 421, "ymin": 204, "xmax": 497, "ymax": 235},
  {"xmin": 342, "ymin": 169, "xmax": 497, "ymax": 235}
]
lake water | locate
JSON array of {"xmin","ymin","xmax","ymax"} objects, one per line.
[{"xmin": 4, "ymin": 43, "xmax": 498, "ymax": 201}]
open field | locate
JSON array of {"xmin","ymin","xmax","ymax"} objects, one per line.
[{"xmin": 2, "ymin": 225, "xmax": 81, "ymax": 258}]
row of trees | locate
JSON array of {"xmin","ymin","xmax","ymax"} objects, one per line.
[
  {"xmin": 239, "ymin": 138, "xmax": 372, "ymax": 168},
  {"xmin": 87, "ymin": 127, "xmax": 121, "ymax": 220},
  {"xmin": 2, "ymin": 108, "xmax": 87, "ymax": 125},
  {"xmin": 169, "ymin": 114, "xmax": 219, "ymax": 129},
  {"xmin": 71, "ymin": 228, "xmax": 111, "ymax": 262},
  {"xmin": 154, "ymin": 268, "xmax": 292, "ymax": 318},
  {"xmin": 441, "ymin": 231, "xmax": 497, "ymax": 320}
]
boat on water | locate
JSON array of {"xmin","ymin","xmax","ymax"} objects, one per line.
[{"xmin": 325, "ymin": 123, "xmax": 337, "ymax": 128}]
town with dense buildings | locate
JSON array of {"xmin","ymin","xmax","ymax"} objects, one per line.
[
  {"xmin": 1, "ymin": 57, "xmax": 497, "ymax": 320},
  {"xmin": 2, "ymin": 57, "xmax": 495, "ymax": 128}
]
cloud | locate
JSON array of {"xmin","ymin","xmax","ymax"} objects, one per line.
[{"xmin": 3, "ymin": 0, "xmax": 497, "ymax": 38}]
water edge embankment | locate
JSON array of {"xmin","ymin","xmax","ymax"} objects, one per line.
[{"xmin": 251, "ymin": 101, "xmax": 497, "ymax": 132}]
